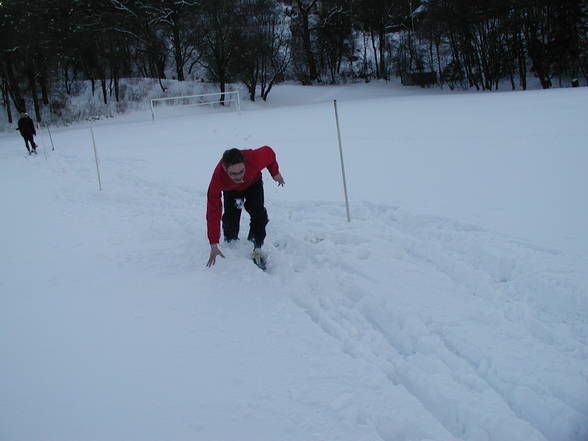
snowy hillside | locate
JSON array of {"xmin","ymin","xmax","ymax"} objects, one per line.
[{"xmin": 1, "ymin": 82, "xmax": 587, "ymax": 441}]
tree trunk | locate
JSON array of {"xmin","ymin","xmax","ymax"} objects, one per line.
[
  {"xmin": 64, "ymin": 64, "xmax": 72, "ymax": 94},
  {"xmin": 509, "ymin": 69, "xmax": 516, "ymax": 90},
  {"xmin": 428, "ymin": 39, "xmax": 434, "ymax": 72},
  {"xmin": 435, "ymin": 38, "xmax": 443, "ymax": 86},
  {"xmin": 247, "ymin": 65, "xmax": 258, "ymax": 101},
  {"xmin": 3, "ymin": 57, "xmax": 25, "ymax": 112},
  {"xmin": 518, "ymin": 48, "xmax": 527, "ymax": 90},
  {"xmin": 28, "ymin": 69, "xmax": 41, "ymax": 122},
  {"xmin": 370, "ymin": 31, "xmax": 380, "ymax": 78},
  {"xmin": 378, "ymin": 29, "xmax": 386, "ymax": 80},
  {"xmin": 114, "ymin": 74, "xmax": 120, "ymax": 102},
  {"xmin": 172, "ymin": 23, "xmax": 185, "ymax": 81},
  {"xmin": 100, "ymin": 77, "xmax": 108, "ymax": 104},
  {"xmin": 219, "ymin": 76, "xmax": 226, "ymax": 105},
  {"xmin": 2, "ymin": 78, "xmax": 13, "ymax": 123},
  {"xmin": 158, "ymin": 76, "xmax": 167, "ymax": 92},
  {"xmin": 261, "ymin": 71, "xmax": 281, "ymax": 101},
  {"xmin": 40, "ymin": 69, "xmax": 49, "ymax": 105},
  {"xmin": 302, "ymin": 16, "xmax": 317, "ymax": 81},
  {"xmin": 297, "ymin": 0, "xmax": 318, "ymax": 82}
]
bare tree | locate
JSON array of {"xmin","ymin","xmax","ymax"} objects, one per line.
[
  {"xmin": 198, "ymin": 0, "xmax": 243, "ymax": 100},
  {"xmin": 234, "ymin": 0, "xmax": 291, "ymax": 101},
  {"xmin": 291, "ymin": 0, "xmax": 320, "ymax": 83}
]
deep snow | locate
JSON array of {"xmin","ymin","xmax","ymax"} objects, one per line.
[{"xmin": 1, "ymin": 82, "xmax": 587, "ymax": 441}]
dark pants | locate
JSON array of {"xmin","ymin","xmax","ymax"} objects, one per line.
[
  {"xmin": 222, "ymin": 179, "xmax": 269, "ymax": 247},
  {"xmin": 22, "ymin": 134, "xmax": 37, "ymax": 152}
]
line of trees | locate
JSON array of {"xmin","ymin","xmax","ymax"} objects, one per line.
[
  {"xmin": 418, "ymin": 0, "xmax": 588, "ymax": 91},
  {"xmin": 1, "ymin": 0, "xmax": 586, "ymax": 123}
]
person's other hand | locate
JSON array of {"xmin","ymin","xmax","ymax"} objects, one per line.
[
  {"xmin": 207, "ymin": 244, "xmax": 225, "ymax": 267},
  {"xmin": 273, "ymin": 173, "xmax": 285, "ymax": 187}
]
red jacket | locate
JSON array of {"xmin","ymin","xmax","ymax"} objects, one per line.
[{"xmin": 206, "ymin": 146, "xmax": 280, "ymax": 244}]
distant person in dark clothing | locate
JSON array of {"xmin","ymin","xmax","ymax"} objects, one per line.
[{"xmin": 17, "ymin": 112, "xmax": 38, "ymax": 155}]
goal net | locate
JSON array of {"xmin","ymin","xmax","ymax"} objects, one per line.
[{"xmin": 150, "ymin": 91, "xmax": 241, "ymax": 120}]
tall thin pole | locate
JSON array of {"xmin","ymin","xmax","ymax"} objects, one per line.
[
  {"xmin": 90, "ymin": 127, "xmax": 102, "ymax": 191},
  {"xmin": 47, "ymin": 127, "xmax": 55, "ymax": 151},
  {"xmin": 333, "ymin": 100, "xmax": 351, "ymax": 222}
]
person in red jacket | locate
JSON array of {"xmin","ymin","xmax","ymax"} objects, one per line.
[{"xmin": 206, "ymin": 146, "xmax": 285, "ymax": 267}]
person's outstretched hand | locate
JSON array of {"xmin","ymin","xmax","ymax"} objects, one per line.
[
  {"xmin": 207, "ymin": 244, "xmax": 225, "ymax": 267},
  {"xmin": 273, "ymin": 173, "xmax": 285, "ymax": 187}
]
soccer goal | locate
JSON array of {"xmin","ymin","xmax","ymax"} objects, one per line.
[{"xmin": 150, "ymin": 91, "xmax": 241, "ymax": 121}]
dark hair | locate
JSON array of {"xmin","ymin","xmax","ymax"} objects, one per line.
[{"xmin": 222, "ymin": 148, "xmax": 244, "ymax": 167}]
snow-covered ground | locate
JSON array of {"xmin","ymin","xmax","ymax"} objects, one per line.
[{"xmin": 1, "ymin": 82, "xmax": 587, "ymax": 441}]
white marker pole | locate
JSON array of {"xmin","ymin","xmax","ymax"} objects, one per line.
[
  {"xmin": 333, "ymin": 100, "xmax": 351, "ymax": 222},
  {"xmin": 47, "ymin": 127, "xmax": 55, "ymax": 151},
  {"xmin": 90, "ymin": 127, "xmax": 103, "ymax": 191}
]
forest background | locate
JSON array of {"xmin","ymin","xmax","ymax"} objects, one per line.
[{"xmin": 1, "ymin": 0, "xmax": 587, "ymax": 125}]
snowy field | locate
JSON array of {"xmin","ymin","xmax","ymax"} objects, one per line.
[{"xmin": 1, "ymin": 82, "xmax": 587, "ymax": 441}]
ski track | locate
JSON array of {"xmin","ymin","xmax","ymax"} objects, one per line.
[
  {"xmin": 265, "ymin": 202, "xmax": 587, "ymax": 440},
  {"xmin": 17, "ymin": 143, "xmax": 588, "ymax": 441}
]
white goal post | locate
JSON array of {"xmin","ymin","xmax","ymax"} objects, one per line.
[{"xmin": 150, "ymin": 91, "xmax": 241, "ymax": 121}]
